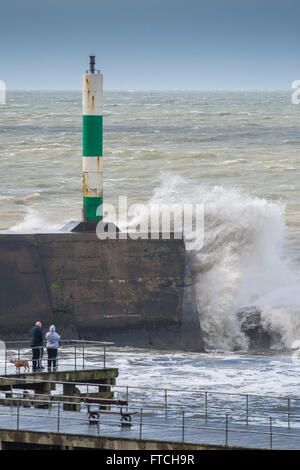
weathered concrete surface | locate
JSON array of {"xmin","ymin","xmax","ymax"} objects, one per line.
[
  {"xmin": 0, "ymin": 368, "xmax": 118, "ymax": 410},
  {"xmin": 0, "ymin": 429, "xmax": 237, "ymax": 450},
  {"xmin": 0, "ymin": 368, "xmax": 118, "ymax": 391},
  {"xmin": 0, "ymin": 233, "xmax": 203, "ymax": 351}
]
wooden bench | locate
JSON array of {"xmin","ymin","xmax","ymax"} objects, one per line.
[{"xmin": 85, "ymin": 398, "xmax": 137, "ymax": 425}]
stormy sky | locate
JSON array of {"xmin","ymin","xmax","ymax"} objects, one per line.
[{"xmin": 0, "ymin": 0, "xmax": 299, "ymax": 89}]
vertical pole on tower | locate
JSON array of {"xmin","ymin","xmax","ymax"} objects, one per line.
[{"xmin": 82, "ymin": 55, "xmax": 103, "ymax": 222}]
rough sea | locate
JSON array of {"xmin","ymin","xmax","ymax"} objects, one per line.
[{"xmin": 1, "ymin": 90, "xmax": 300, "ymax": 400}]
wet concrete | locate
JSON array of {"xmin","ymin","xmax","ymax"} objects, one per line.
[
  {"xmin": 0, "ymin": 403, "xmax": 298, "ymax": 450},
  {"xmin": 0, "ymin": 232, "xmax": 203, "ymax": 350}
]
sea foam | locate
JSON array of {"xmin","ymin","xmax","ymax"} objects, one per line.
[{"xmin": 137, "ymin": 174, "xmax": 300, "ymax": 351}]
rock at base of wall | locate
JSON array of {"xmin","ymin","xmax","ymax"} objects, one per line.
[{"xmin": 236, "ymin": 306, "xmax": 272, "ymax": 350}]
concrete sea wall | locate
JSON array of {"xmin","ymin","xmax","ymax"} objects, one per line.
[
  {"xmin": 0, "ymin": 429, "xmax": 236, "ymax": 450},
  {"xmin": 0, "ymin": 233, "xmax": 203, "ymax": 351}
]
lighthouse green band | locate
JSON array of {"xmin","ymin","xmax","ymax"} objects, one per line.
[
  {"xmin": 83, "ymin": 115, "xmax": 103, "ymax": 156},
  {"xmin": 83, "ymin": 196, "xmax": 103, "ymax": 221}
]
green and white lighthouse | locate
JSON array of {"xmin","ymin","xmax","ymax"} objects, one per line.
[{"xmin": 82, "ymin": 55, "xmax": 103, "ymax": 222}]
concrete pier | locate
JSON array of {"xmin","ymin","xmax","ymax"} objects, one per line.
[
  {"xmin": 0, "ymin": 429, "xmax": 232, "ymax": 450},
  {"xmin": 0, "ymin": 232, "xmax": 203, "ymax": 351},
  {"xmin": 0, "ymin": 368, "xmax": 118, "ymax": 411}
]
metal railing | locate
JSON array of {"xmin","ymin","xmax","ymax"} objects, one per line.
[
  {"xmin": 1, "ymin": 340, "xmax": 114, "ymax": 374},
  {"xmin": 1, "ymin": 372, "xmax": 300, "ymax": 431},
  {"xmin": 112, "ymin": 383, "xmax": 300, "ymax": 429},
  {"xmin": 1, "ymin": 344, "xmax": 300, "ymax": 448},
  {"xmin": 0, "ymin": 392, "xmax": 300, "ymax": 449}
]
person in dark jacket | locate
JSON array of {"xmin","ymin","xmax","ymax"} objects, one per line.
[{"xmin": 29, "ymin": 321, "xmax": 44, "ymax": 371}]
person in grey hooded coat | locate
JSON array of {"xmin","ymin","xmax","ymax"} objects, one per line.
[{"xmin": 45, "ymin": 325, "xmax": 60, "ymax": 371}]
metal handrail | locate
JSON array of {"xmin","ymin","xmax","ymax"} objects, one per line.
[
  {"xmin": 5, "ymin": 339, "xmax": 114, "ymax": 345},
  {"xmin": 0, "ymin": 395, "xmax": 300, "ymax": 449},
  {"xmin": 1, "ymin": 374, "xmax": 299, "ymax": 413},
  {"xmin": 0, "ymin": 340, "xmax": 114, "ymax": 372},
  {"xmin": 2, "ymin": 343, "xmax": 299, "ymax": 402},
  {"xmin": 1, "ymin": 375, "xmax": 300, "ymax": 431},
  {"xmin": 4, "ymin": 389, "xmax": 300, "ymax": 422},
  {"xmin": 2, "ymin": 344, "xmax": 300, "ymax": 434}
]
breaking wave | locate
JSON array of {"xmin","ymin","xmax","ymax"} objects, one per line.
[
  {"xmin": 141, "ymin": 174, "xmax": 300, "ymax": 351},
  {"xmin": 8, "ymin": 174, "xmax": 300, "ymax": 351},
  {"xmin": 8, "ymin": 207, "xmax": 62, "ymax": 232}
]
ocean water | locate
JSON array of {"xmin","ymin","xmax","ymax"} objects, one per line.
[{"xmin": 1, "ymin": 90, "xmax": 300, "ymax": 398}]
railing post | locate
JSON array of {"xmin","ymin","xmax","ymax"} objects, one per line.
[
  {"xmin": 182, "ymin": 410, "xmax": 185, "ymax": 442},
  {"xmin": 225, "ymin": 414, "xmax": 229, "ymax": 447},
  {"xmin": 205, "ymin": 392, "xmax": 208, "ymax": 422},
  {"xmin": 17, "ymin": 400, "xmax": 20, "ymax": 431},
  {"xmin": 97, "ymin": 416, "xmax": 100, "ymax": 435},
  {"xmin": 74, "ymin": 346, "xmax": 77, "ymax": 371},
  {"xmin": 17, "ymin": 348, "xmax": 20, "ymax": 360},
  {"xmin": 57, "ymin": 402, "xmax": 60, "ymax": 433},
  {"xmin": 126, "ymin": 387, "xmax": 129, "ymax": 412},
  {"xmin": 139, "ymin": 408, "xmax": 143, "ymax": 439},
  {"xmin": 246, "ymin": 395, "xmax": 249, "ymax": 425},
  {"xmin": 103, "ymin": 345, "xmax": 106, "ymax": 369},
  {"xmin": 288, "ymin": 398, "xmax": 291, "ymax": 429},
  {"xmin": 4, "ymin": 347, "xmax": 7, "ymax": 375},
  {"xmin": 82, "ymin": 346, "xmax": 85, "ymax": 370},
  {"xmin": 164, "ymin": 389, "xmax": 167, "ymax": 420},
  {"xmin": 269, "ymin": 417, "xmax": 272, "ymax": 450}
]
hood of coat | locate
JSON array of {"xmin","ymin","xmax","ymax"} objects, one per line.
[{"xmin": 49, "ymin": 325, "xmax": 56, "ymax": 332}]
